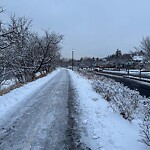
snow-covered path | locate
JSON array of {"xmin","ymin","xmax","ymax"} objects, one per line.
[
  {"xmin": 0, "ymin": 69, "xmax": 72, "ymax": 150},
  {"xmin": 69, "ymin": 70, "xmax": 148, "ymax": 150},
  {"xmin": 0, "ymin": 69, "xmax": 148, "ymax": 150}
]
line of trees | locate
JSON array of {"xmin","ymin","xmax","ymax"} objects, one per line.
[{"xmin": 0, "ymin": 8, "xmax": 63, "ymax": 85}]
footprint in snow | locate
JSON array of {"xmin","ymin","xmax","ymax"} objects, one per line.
[
  {"xmin": 82, "ymin": 119, "xmax": 88, "ymax": 125},
  {"xmin": 92, "ymin": 132, "xmax": 100, "ymax": 139}
]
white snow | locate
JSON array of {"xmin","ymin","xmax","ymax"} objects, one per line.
[
  {"xmin": 69, "ymin": 70, "xmax": 148, "ymax": 150},
  {"xmin": 0, "ymin": 69, "xmax": 60, "ymax": 122},
  {"xmin": 0, "ymin": 68, "xmax": 149, "ymax": 150},
  {"xmin": 103, "ymin": 69, "xmax": 150, "ymax": 77},
  {"xmin": 0, "ymin": 79, "xmax": 17, "ymax": 90},
  {"xmin": 96, "ymin": 70, "xmax": 150, "ymax": 86},
  {"xmin": 133, "ymin": 56, "xmax": 144, "ymax": 61}
]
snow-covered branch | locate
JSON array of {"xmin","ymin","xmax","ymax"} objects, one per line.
[{"xmin": 0, "ymin": 13, "xmax": 63, "ymax": 85}]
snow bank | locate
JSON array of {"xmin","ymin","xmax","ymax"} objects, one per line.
[
  {"xmin": 0, "ymin": 69, "xmax": 60, "ymax": 121},
  {"xmin": 0, "ymin": 79, "xmax": 17, "ymax": 90},
  {"xmin": 69, "ymin": 70, "xmax": 147, "ymax": 150}
]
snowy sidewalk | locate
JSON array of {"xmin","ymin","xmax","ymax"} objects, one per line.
[
  {"xmin": 0, "ymin": 69, "xmax": 60, "ymax": 125},
  {"xmin": 69, "ymin": 70, "xmax": 147, "ymax": 150},
  {"xmin": 0, "ymin": 69, "xmax": 70, "ymax": 149}
]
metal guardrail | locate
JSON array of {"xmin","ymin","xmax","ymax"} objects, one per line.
[{"xmin": 94, "ymin": 70, "xmax": 150, "ymax": 84}]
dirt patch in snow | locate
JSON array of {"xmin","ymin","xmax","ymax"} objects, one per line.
[{"xmin": 66, "ymin": 75, "xmax": 91, "ymax": 150}]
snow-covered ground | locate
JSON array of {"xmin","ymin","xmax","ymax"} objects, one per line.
[
  {"xmin": 0, "ymin": 68, "xmax": 148, "ymax": 149},
  {"xmin": 0, "ymin": 79, "xmax": 17, "ymax": 90},
  {"xmin": 0, "ymin": 72, "xmax": 44, "ymax": 91},
  {"xmin": 69, "ymin": 70, "xmax": 148, "ymax": 150},
  {"xmin": 0, "ymin": 69, "xmax": 60, "ymax": 122}
]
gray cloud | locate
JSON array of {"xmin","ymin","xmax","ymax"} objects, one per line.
[{"xmin": 1, "ymin": 0, "xmax": 150, "ymax": 59}]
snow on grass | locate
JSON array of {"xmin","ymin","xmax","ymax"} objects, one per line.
[
  {"xmin": 0, "ymin": 69, "xmax": 60, "ymax": 122},
  {"xmin": 0, "ymin": 79, "xmax": 17, "ymax": 90},
  {"xmin": 69, "ymin": 70, "xmax": 147, "ymax": 150}
]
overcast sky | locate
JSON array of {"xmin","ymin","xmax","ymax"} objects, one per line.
[{"xmin": 1, "ymin": 0, "xmax": 150, "ymax": 59}]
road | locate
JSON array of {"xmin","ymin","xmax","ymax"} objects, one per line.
[
  {"xmin": 0, "ymin": 69, "xmax": 81, "ymax": 150},
  {"xmin": 95, "ymin": 71, "xmax": 150, "ymax": 97}
]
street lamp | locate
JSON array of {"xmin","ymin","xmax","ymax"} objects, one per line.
[{"xmin": 72, "ymin": 50, "xmax": 74, "ymax": 71}]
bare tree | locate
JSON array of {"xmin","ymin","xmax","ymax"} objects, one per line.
[
  {"xmin": 139, "ymin": 36, "xmax": 150, "ymax": 61},
  {"xmin": 0, "ymin": 7, "xmax": 15, "ymax": 50},
  {"xmin": 0, "ymin": 6, "xmax": 4, "ymax": 13},
  {"xmin": 0, "ymin": 16, "xmax": 32, "ymax": 83},
  {"xmin": 30, "ymin": 31, "xmax": 63, "ymax": 79},
  {"xmin": 0, "ymin": 10, "xmax": 63, "ymax": 86},
  {"xmin": 0, "ymin": 6, "xmax": 14, "ymax": 88}
]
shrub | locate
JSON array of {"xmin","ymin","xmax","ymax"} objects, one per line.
[
  {"xmin": 78, "ymin": 70, "xmax": 150, "ymax": 147},
  {"xmin": 91, "ymin": 75, "xmax": 141, "ymax": 121},
  {"xmin": 139, "ymin": 100, "xmax": 150, "ymax": 147}
]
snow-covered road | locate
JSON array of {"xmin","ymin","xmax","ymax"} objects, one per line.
[{"xmin": 0, "ymin": 69, "xmax": 73, "ymax": 150}]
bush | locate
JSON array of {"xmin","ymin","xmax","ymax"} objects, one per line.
[
  {"xmin": 88, "ymin": 74, "xmax": 141, "ymax": 121},
  {"xmin": 78, "ymin": 70, "xmax": 150, "ymax": 147},
  {"xmin": 139, "ymin": 100, "xmax": 150, "ymax": 147}
]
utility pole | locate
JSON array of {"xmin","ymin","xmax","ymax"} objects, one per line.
[{"xmin": 72, "ymin": 50, "xmax": 74, "ymax": 71}]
